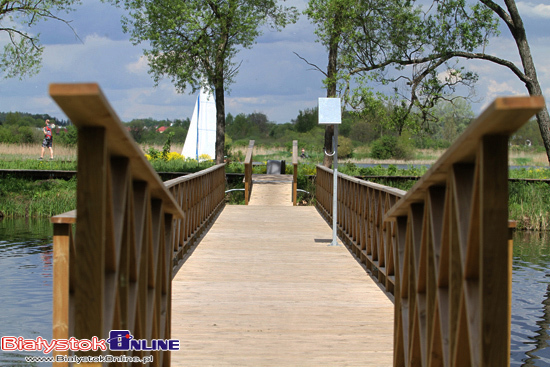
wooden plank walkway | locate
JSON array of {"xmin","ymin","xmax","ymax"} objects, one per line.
[
  {"xmin": 171, "ymin": 205, "xmax": 394, "ymax": 366},
  {"xmin": 248, "ymin": 174, "xmax": 293, "ymax": 206}
]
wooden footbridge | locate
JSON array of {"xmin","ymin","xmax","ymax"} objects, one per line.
[{"xmin": 50, "ymin": 83, "xmax": 544, "ymax": 366}]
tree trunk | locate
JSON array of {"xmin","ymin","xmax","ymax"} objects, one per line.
[
  {"xmin": 323, "ymin": 31, "xmax": 339, "ymax": 168},
  {"xmin": 214, "ymin": 79, "xmax": 226, "ymax": 165},
  {"xmin": 505, "ymin": 0, "xmax": 550, "ymax": 164}
]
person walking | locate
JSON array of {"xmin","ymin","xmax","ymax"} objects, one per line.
[{"xmin": 39, "ymin": 119, "xmax": 54, "ymax": 160}]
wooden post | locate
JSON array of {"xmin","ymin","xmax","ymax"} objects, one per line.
[
  {"xmin": 52, "ymin": 222, "xmax": 72, "ymax": 367},
  {"xmin": 244, "ymin": 140, "xmax": 254, "ymax": 205},
  {"xmin": 292, "ymin": 140, "xmax": 298, "ymax": 206}
]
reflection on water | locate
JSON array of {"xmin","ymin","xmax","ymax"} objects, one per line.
[
  {"xmin": 1, "ymin": 220, "xmax": 550, "ymax": 365},
  {"xmin": 0, "ymin": 218, "xmax": 53, "ymax": 366},
  {"xmin": 512, "ymin": 231, "xmax": 550, "ymax": 366}
]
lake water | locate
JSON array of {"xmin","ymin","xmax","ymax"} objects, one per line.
[{"xmin": 1, "ymin": 219, "xmax": 550, "ymax": 366}]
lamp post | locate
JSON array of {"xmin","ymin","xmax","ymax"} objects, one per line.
[{"xmin": 318, "ymin": 98, "xmax": 341, "ymax": 247}]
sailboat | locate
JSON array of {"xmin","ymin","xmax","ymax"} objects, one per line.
[{"xmin": 181, "ymin": 86, "xmax": 216, "ymax": 161}]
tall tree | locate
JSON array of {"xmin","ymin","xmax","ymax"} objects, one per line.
[
  {"xmin": 109, "ymin": 0, "xmax": 297, "ymax": 163},
  {"xmin": 0, "ymin": 0, "xmax": 80, "ymax": 79},
  {"xmin": 337, "ymin": 0, "xmax": 550, "ymax": 163},
  {"xmin": 303, "ymin": 0, "xmax": 355, "ymax": 167}
]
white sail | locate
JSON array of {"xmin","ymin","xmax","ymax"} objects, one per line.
[{"xmin": 181, "ymin": 87, "xmax": 216, "ymax": 160}]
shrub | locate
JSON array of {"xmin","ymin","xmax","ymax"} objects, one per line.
[
  {"xmin": 338, "ymin": 136, "xmax": 353, "ymax": 158},
  {"xmin": 369, "ymin": 134, "xmax": 414, "ymax": 160},
  {"xmin": 394, "ymin": 133, "xmax": 415, "ymax": 160},
  {"xmin": 57, "ymin": 125, "xmax": 78, "ymax": 147},
  {"xmin": 370, "ymin": 136, "xmax": 396, "ymax": 160},
  {"xmin": 18, "ymin": 126, "xmax": 36, "ymax": 144}
]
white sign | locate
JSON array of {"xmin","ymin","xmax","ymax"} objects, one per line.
[{"xmin": 318, "ymin": 98, "xmax": 342, "ymax": 124}]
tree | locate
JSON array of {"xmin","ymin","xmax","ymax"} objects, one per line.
[
  {"xmin": 303, "ymin": 0, "xmax": 356, "ymax": 167},
  {"xmin": 109, "ymin": 0, "xmax": 298, "ymax": 164},
  {"xmin": 0, "ymin": 0, "xmax": 80, "ymax": 79},
  {"xmin": 292, "ymin": 108, "xmax": 318, "ymax": 133},
  {"xmin": 336, "ymin": 0, "xmax": 550, "ymax": 163}
]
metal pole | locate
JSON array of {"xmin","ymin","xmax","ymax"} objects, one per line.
[{"xmin": 330, "ymin": 124, "xmax": 340, "ymax": 246}]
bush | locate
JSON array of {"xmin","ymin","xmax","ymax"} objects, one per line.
[
  {"xmin": 18, "ymin": 126, "xmax": 36, "ymax": 144},
  {"xmin": 338, "ymin": 136, "xmax": 353, "ymax": 158},
  {"xmin": 370, "ymin": 136, "xmax": 396, "ymax": 160},
  {"xmin": 394, "ymin": 133, "xmax": 415, "ymax": 160},
  {"xmin": 57, "ymin": 125, "xmax": 78, "ymax": 147},
  {"xmin": 369, "ymin": 134, "xmax": 414, "ymax": 160}
]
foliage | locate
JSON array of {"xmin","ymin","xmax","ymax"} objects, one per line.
[
  {"xmin": 0, "ymin": 176, "xmax": 76, "ymax": 218},
  {"xmin": 510, "ymin": 119, "xmax": 544, "ymax": 148},
  {"xmin": 370, "ymin": 136, "xmax": 397, "ymax": 160},
  {"xmin": 109, "ymin": 0, "xmax": 297, "ymax": 163},
  {"xmin": 509, "ymin": 167, "xmax": 550, "ymax": 180},
  {"xmin": 162, "ymin": 132, "xmax": 175, "ymax": 160},
  {"xmin": 335, "ymin": 0, "xmax": 550, "ymax": 163},
  {"xmin": 227, "ymin": 112, "xmax": 274, "ymax": 140},
  {"xmin": 56, "ymin": 125, "xmax": 78, "ymax": 147},
  {"xmin": 144, "ymin": 150, "xmax": 216, "ymax": 173},
  {"xmin": 337, "ymin": 136, "xmax": 353, "ymax": 158},
  {"xmin": 0, "ymin": 0, "xmax": 80, "ymax": 79},
  {"xmin": 293, "ymin": 108, "xmax": 318, "ymax": 133},
  {"xmin": 0, "ymin": 158, "xmax": 77, "ymax": 170},
  {"xmin": 509, "ymin": 181, "xmax": 550, "ymax": 230}
]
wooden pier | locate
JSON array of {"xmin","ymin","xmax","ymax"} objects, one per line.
[
  {"xmin": 49, "ymin": 83, "xmax": 545, "ymax": 367},
  {"xmin": 171, "ymin": 205, "xmax": 394, "ymax": 366}
]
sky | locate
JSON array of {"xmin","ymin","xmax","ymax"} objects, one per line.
[{"xmin": 0, "ymin": 0, "xmax": 549, "ymax": 125}]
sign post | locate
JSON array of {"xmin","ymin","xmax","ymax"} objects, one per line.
[{"xmin": 318, "ymin": 98, "xmax": 341, "ymax": 247}]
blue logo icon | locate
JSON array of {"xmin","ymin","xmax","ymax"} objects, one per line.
[
  {"xmin": 107, "ymin": 330, "xmax": 133, "ymax": 350},
  {"xmin": 106, "ymin": 330, "xmax": 179, "ymax": 351}
]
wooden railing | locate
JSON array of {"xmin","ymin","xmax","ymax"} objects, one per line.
[
  {"xmin": 49, "ymin": 83, "xmax": 225, "ymax": 367},
  {"xmin": 244, "ymin": 140, "xmax": 255, "ymax": 205},
  {"xmin": 316, "ymin": 96, "xmax": 545, "ymax": 366},
  {"xmin": 292, "ymin": 140, "xmax": 298, "ymax": 206},
  {"xmin": 164, "ymin": 164, "xmax": 226, "ymax": 273},
  {"xmin": 316, "ymin": 165, "xmax": 406, "ymax": 293}
]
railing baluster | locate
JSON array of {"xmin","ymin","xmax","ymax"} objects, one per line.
[
  {"xmin": 49, "ymin": 83, "xmax": 225, "ymax": 366},
  {"xmin": 317, "ymin": 96, "xmax": 544, "ymax": 367},
  {"xmin": 244, "ymin": 140, "xmax": 255, "ymax": 205}
]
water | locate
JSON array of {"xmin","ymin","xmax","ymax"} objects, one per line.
[
  {"xmin": 0, "ymin": 218, "xmax": 53, "ymax": 366},
  {"xmin": 511, "ymin": 231, "xmax": 550, "ymax": 366},
  {"xmin": 1, "ymin": 219, "xmax": 550, "ymax": 365}
]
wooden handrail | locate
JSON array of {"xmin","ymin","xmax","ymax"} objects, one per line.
[
  {"xmin": 49, "ymin": 83, "xmax": 185, "ymax": 366},
  {"xmin": 244, "ymin": 140, "xmax": 255, "ymax": 205},
  {"xmin": 316, "ymin": 165, "xmax": 406, "ymax": 293},
  {"xmin": 384, "ymin": 96, "xmax": 544, "ymax": 367},
  {"xmin": 164, "ymin": 163, "xmax": 226, "ymax": 273},
  {"xmin": 292, "ymin": 140, "xmax": 298, "ymax": 206},
  {"xmin": 316, "ymin": 96, "xmax": 544, "ymax": 367}
]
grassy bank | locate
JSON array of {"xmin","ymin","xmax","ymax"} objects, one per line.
[
  {"xmin": 0, "ymin": 176, "xmax": 76, "ymax": 218},
  {"xmin": 1, "ymin": 150, "xmax": 549, "ymax": 230}
]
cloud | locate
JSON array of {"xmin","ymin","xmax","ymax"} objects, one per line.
[
  {"xmin": 127, "ymin": 56, "xmax": 149, "ymax": 74},
  {"xmin": 437, "ymin": 69, "xmax": 463, "ymax": 84},
  {"xmin": 516, "ymin": 2, "xmax": 550, "ymax": 19}
]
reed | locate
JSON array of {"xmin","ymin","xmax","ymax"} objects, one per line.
[
  {"xmin": 0, "ymin": 177, "xmax": 76, "ymax": 218},
  {"xmin": 0, "ymin": 143, "xmax": 77, "ymax": 161},
  {"xmin": 509, "ymin": 181, "xmax": 550, "ymax": 230}
]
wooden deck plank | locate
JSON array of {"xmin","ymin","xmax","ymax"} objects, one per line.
[
  {"xmin": 248, "ymin": 174, "xmax": 294, "ymax": 206},
  {"xmin": 171, "ymin": 205, "xmax": 394, "ymax": 366}
]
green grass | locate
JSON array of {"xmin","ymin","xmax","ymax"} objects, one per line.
[
  {"xmin": 512, "ymin": 157, "xmax": 533, "ymax": 166},
  {"xmin": 0, "ymin": 176, "xmax": 76, "ymax": 218},
  {"xmin": 2, "ymin": 156, "xmax": 549, "ymax": 229},
  {"xmin": 509, "ymin": 181, "xmax": 550, "ymax": 230},
  {"xmin": 0, "ymin": 158, "xmax": 77, "ymax": 170}
]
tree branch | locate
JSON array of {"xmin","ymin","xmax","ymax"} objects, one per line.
[
  {"xmin": 293, "ymin": 52, "xmax": 328, "ymax": 77},
  {"xmin": 349, "ymin": 50, "xmax": 529, "ymax": 86},
  {"xmin": 479, "ymin": 0, "xmax": 514, "ymax": 29}
]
